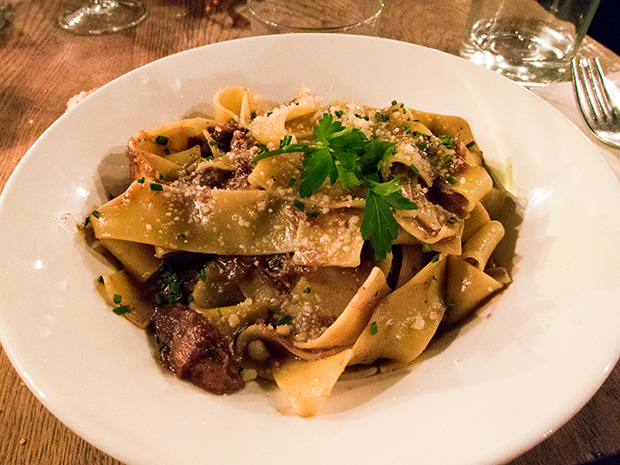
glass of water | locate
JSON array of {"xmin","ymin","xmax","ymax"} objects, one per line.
[
  {"xmin": 460, "ymin": 0, "xmax": 600, "ymax": 87},
  {"xmin": 247, "ymin": 0, "xmax": 384, "ymax": 35}
]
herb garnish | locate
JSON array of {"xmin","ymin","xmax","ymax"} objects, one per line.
[
  {"xmin": 277, "ymin": 314, "xmax": 293, "ymax": 325},
  {"xmin": 251, "ymin": 113, "xmax": 418, "ymax": 261},
  {"xmin": 113, "ymin": 305, "xmax": 131, "ymax": 315}
]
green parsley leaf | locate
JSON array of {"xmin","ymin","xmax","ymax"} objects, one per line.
[
  {"xmin": 360, "ymin": 189, "xmax": 399, "ymax": 262},
  {"xmin": 299, "ymin": 148, "xmax": 337, "ymax": 197},
  {"xmin": 250, "ymin": 113, "xmax": 420, "ymax": 262}
]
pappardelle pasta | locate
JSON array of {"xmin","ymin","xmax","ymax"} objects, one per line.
[{"xmin": 85, "ymin": 86, "xmax": 512, "ymax": 416}]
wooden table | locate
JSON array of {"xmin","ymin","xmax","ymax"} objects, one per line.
[{"xmin": 1, "ymin": 1, "xmax": 619, "ymax": 464}]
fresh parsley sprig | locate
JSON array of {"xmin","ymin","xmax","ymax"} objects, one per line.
[{"xmin": 251, "ymin": 112, "xmax": 418, "ymax": 262}]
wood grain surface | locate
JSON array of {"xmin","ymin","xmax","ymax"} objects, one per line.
[{"xmin": 1, "ymin": 1, "xmax": 619, "ymax": 464}]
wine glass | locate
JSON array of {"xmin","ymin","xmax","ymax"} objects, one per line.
[{"xmin": 58, "ymin": 0, "xmax": 146, "ymax": 35}]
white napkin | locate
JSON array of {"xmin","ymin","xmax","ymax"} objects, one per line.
[{"xmin": 530, "ymin": 72, "xmax": 620, "ymax": 181}]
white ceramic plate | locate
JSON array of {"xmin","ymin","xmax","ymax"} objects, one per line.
[{"xmin": 1, "ymin": 34, "xmax": 619, "ymax": 465}]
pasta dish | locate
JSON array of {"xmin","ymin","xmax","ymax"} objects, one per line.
[{"xmin": 84, "ymin": 86, "xmax": 511, "ymax": 416}]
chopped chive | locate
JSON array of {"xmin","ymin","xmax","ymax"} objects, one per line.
[
  {"xmin": 294, "ymin": 199, "xmax": 305, "ymax": 212},
  {"xmin": 177, "ymin": 233, "xmax": 186, "ymax": 241},
  {"xmin": 431, "ymin": 253, "xmax": 440, "ymax": 263},
  {"xmin": 466, "ymin": 141, "xmax": 476, "ymax": 148},
  {"xmin": 159, "ymin": 174, "xmax": 164, "ymax": 180},
  {"xmin": 155, "ymin": 135, "xmax": 169, "ymax": 145},
  {"xmin": 113, "ymin": 294, "xmax": 122, "ymax": 304},
  {"xmin": 216, "ymin": 308, "xmax": 222, "ymax": 317},
  {"xmin": 163, "ymin": 148, "xmax": 170, "ymax": 155},
  {"xmin": 422, "ymin": 243, "xmax": 432, "ymax": 253},
  {"xmin": 277, "ymin": 314, "xmax": 292, "ymax": 325},
  {"xmin": 150, "ymin": 183, "xmax": 164, "ymax": 191},
  {"xmin": 251, "ymin": 111, "xmax": 257, "ymax": 119},
  {"xmin": 303, "ymin": 286, "xmax": 311, "ymax": 294},
  {"xmin": 370, "ymin": 321, "xmax": 378, "ymax": 335},
  {"xmin": 137, "ymin": 177, "xmax": 145, "ymax": 183},
  {"xmin": 209, "ymin": 140, "xmax": 217, "ymax": 146},
  {"xmin": 403, "ymin": 125, "xmax": 412, "ymax": 134},
  {"xmin": 97, "ymin": 276, "xmax": 104, "ymax": 284},
  {"xmin": 375, "ymin": 111, "xmax": 390, "ymax": 122},
  {"xmin": 446, "ymin": 176, "xmax": 457, "ymax": 185},
  {"xmin": 439, "ymin": 135, "xmax": 453, "ymax": 149},
  {"xmin": 91, "ymin": 210, "xmax": 101, "ymax": 219},
  {"xmin": 444, "ymin": 296, "xmax": 455, "ymax": 308},
  {"xmin": 113, "ymin": 305, "xmax": 131, "ymax": 315},
  {"xmin": 305, "ymin": 212, "xmax": 319, "ymax": 218},
  {"xmin": 199, "ymin": 267, "xmax": 207, "ymax": 281},
  {"xmin": 187, "ymin": 294, "xmax": 194, "ymax": 304},
  {"xmin": 416, "ymin": 141, "xmax": 427, "ymax": 149},
  {"xmin": 280, "ymin": 135, "xmax": 293, "ymax": 148},
  {"xmin": 204, "ymin": 155, "xmax": 214, "ymax": 161},
  {"xmin": 288, "ymin": 177, "xmax": 296, "ymax": 187},
  {"xmin": 443, "ymin": 155, "xmax": 453, "ymax": 165},
  {"xmin": 266, "ymin": 111, "xmax": 273, "ymax": 117},
  {"xmin": 410, "ymin": 164, "xmax": 420, "ymax": 177},
  {"xmin": 334, "ymin": 110, "xmax": 344, "ymax": 118},
  {"xmin": 391, "ymin": 100, "xmax": 398, "ymax": 106}
]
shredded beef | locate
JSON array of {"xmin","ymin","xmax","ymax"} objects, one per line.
[
  {"xmin": 213, "ymin": 254, "xmax": 302, "ymax": 293},
  {"xmin": 153, "ymin": 304, "xmax": 244, "ymax": 395},
  {"xmin": 427, "ymin": 177, "xmax": 469, "ymax": 217}
]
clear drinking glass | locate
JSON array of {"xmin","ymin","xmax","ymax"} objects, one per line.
[
  {"xmin": 460, "ymin": 0, "xmax": 600, "ymax": 86},
  {"xmin": 247, "ymin": 0, "xmax": 384, "ymax": 35},
  {"xmin": 58, "ymin": 0, "xmax": 147, "ymax": 35}
]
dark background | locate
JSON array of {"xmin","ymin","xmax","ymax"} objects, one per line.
[{"xmin": 588, "ymin": 0, "xmax": 619, "ymax": 55}]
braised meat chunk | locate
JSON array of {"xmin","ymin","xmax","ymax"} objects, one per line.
[{"xmin": 153, "ymin": 303, "xmax": 244, "ymax": 395}]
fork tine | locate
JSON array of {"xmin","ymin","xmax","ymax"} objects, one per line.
[
  {"xmin": 572, "ymin": 59, "xmax": 599, "ymax": 125},
  {"xmin": 582, "ymin": 59, "xmax": 607, "ymax": 119},
  {"xmin": 590, "ymin": 58, "xmax": 620, "ymax": 121}
]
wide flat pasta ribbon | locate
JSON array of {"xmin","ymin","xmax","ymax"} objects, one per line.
[
  {"xmin": 273, "ymin": 349, "xmax": 354, "ymax": 417},
  {"xmin": 349, "ymin": 255, "xmax": 448, "ymax": 367}
]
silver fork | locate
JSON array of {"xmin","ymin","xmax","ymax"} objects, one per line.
[{"xmin": 571, "ymin": 58, "xmax": 620, "ymax": 148}]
